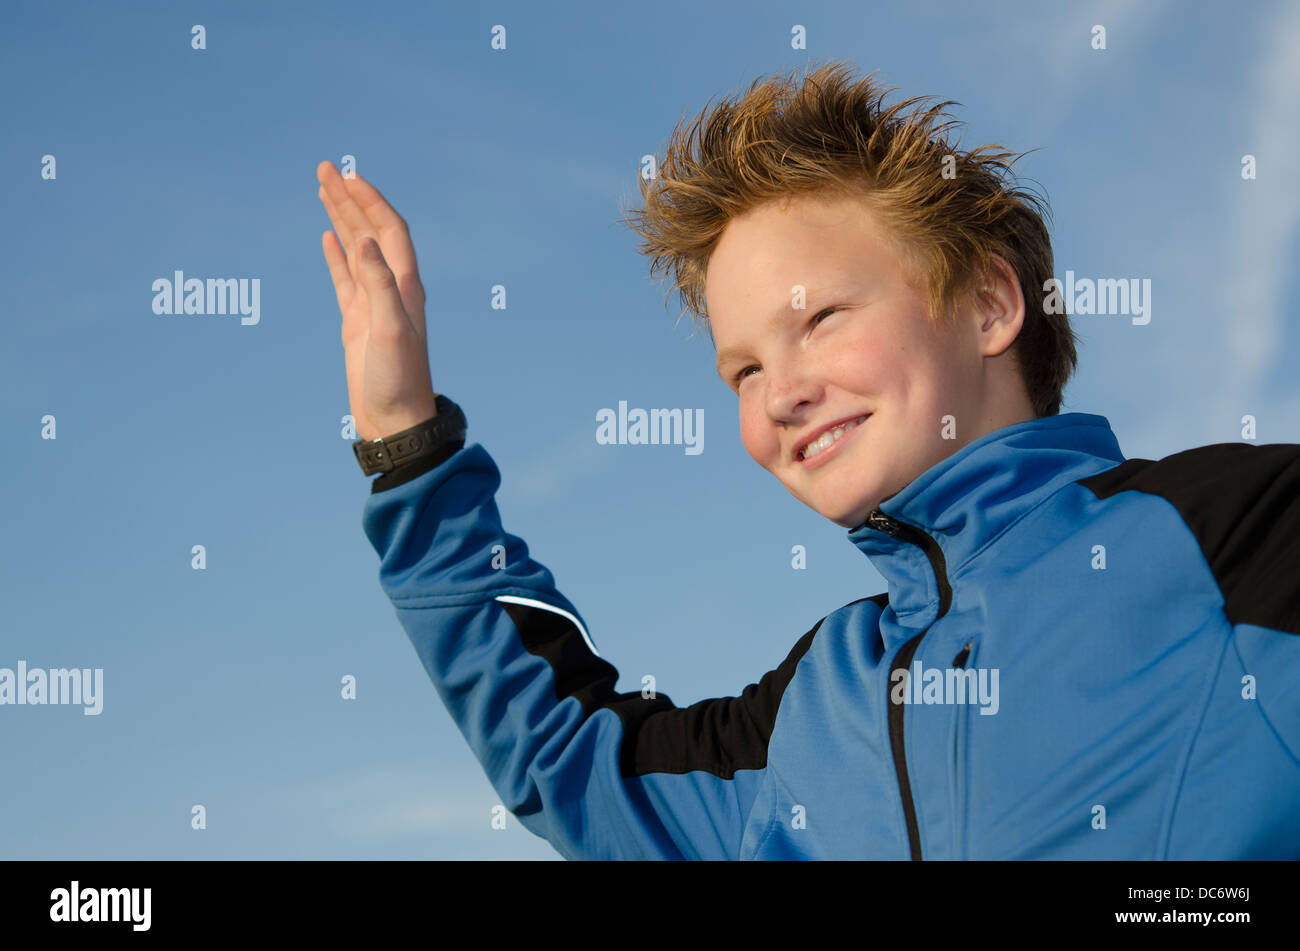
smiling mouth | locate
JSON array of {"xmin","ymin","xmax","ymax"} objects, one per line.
[{"xmin": 796, "ymin": 414, "xmax": 870, "ymax": 463}]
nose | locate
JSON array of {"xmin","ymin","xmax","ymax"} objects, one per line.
[{"xmin": 765, "ymin": 367, "xmax": 822, "ymax": 432}]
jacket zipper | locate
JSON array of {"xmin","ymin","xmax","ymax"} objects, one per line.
[{"xmin": 865, "ymin": 508, "xmax": 953, "ymax": 861}]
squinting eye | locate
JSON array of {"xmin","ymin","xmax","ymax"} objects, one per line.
[{"xmin": 733, "ymin": 308, "xmax": 837, "ymax": 387}]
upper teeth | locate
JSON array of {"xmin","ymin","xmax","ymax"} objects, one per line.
[{"xmin": 801, "ymin": 416, "xmax": 867, "ymax": 460}]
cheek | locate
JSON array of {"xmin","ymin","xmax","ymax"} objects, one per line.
[
  {"xmin": 862, "ymin": 321, "xmax": 951, "ymax": 401},
  {"xmin": 910, "ymin": 328, "xmax": 971, "ymax": 402},
  {"xmin": 838, "ymin": 323, "xmax": 905, "ymax": 389},
  {"xmin": 739, "ymin": 405, "xmax": 777, "ymax": 463}
]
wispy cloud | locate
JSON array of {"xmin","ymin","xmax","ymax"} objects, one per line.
[
  {"xmin": 1220, "ymin": 0, "xmax": 1300, "ymax": 403},
  {"xmin": 506, "ymin": 421, "xmax": 620, "ymax": 504},
  {"xmin": 1009, "ymin": 1, "xmax": 1300, "ymax": 455},
  {"xmin": 1004, "ymin": 0, "xmax": 1175, "ymax": 139}
]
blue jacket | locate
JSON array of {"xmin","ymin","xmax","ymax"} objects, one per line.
[{"xmin": 361, "ymin": 409, "xmax": 1300, "ymax": 859}]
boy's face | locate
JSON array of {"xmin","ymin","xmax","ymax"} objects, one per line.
[{"xmin": 706, "ymin": 191, "xmax": 1023, "ymax": 529}]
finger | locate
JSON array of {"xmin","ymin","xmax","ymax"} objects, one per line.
[
  {"xmin": 334, "ymin": 171, "xmax": 426, "ymax": 327},
  {"xmin": 343, "ymin": 217, "xmax": 425, "ymax": 341},
  {"xmin": 318, "ymin": 184, "xmax": 355, "ymax": 258},
  {"xmin": 340, "ymin": 172, "xmax": 421, "ymax": 281},
  {"xmin": 317, "ymin": 165, "xmax": 356, "ymax": 250},
  {"xmin": 321, "ymin": 229, "xmax": 357, "ymax": 316},
  {"xmin": 317, "ymin": 162, "xmax": 376, "ymax": 259},
  {"xmin": 354, "ymin": 237, "xmax": 416, "ymax": 340},
  {"xmin": 318, "ymin": 162, "xmax": 426, "ymax": 338}
]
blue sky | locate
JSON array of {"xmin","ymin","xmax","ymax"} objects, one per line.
[{"xmin": 2, "ymin": 0, "xmax": 1297, "ymax": 860}]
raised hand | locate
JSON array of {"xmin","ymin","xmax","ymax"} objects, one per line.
[{"xmin": 317, "ymin": 161, "xmax": 439, "ymax": 443}]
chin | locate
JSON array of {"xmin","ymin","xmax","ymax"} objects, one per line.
[{"xmin": 821, "ymin": 500, "xmax": 875, "ymax": 529}]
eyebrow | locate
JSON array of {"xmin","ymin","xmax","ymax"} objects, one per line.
[
  {"xmin": 714, "ymin": 307, "xmax": 785, "ymax": 374},
  {"xmin": 713, "ymin": 344, "xmax": 743, "ymax": 375}
]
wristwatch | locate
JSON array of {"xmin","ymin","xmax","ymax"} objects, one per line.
[{"xmin": 353, "ymin": 393, "xmax": 467, "ymax": 477}]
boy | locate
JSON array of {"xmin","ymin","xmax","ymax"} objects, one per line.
[{"xmin": 318, "ymin": 61, "xmax": 1300, "ymax": 859}]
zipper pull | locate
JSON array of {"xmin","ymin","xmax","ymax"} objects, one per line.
[{"xmin": 865, "ymin": 509, "xmax": 902, "ymax": 536}]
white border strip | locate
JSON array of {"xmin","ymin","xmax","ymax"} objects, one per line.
[{"xmin": 495, "ymin": 595, "xmax": 601, "ymax": 658}]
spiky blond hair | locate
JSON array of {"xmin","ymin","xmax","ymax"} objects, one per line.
[{"xmin": 622, "ymin": 60, "xmax": 1077, "ymax": 416}]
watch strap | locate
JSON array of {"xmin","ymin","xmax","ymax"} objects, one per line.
[{"xmin": 353, "ymin": 394, "xmax": 467, "ymax": 479}]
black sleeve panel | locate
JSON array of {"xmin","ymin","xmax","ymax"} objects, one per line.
[
  {"xmin": 1078, "ymin": 442, "xmax": 1300, "ymax": 636},
  {"xmin": 610, "ymin": 618, "xmax": 824, "ymax": 780},
  {"xmin": 500, "ymin": 592, "xmax": 889, "ymax": 780}
]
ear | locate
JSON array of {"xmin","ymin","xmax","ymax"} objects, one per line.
[{"xmin": 971, "ymin": 255, "xmax": 1025, "ymax": 359}]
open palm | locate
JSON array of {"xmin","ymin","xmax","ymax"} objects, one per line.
[{"xmin": 316, "ymin": 161, "xmax": 438, "ymax": 443}]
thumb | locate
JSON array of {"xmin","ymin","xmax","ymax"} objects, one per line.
[{"xmin": 355, "ymin": 237, "xmax": 411, "ymax": 335}]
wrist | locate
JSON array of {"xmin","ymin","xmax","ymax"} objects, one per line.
[
  {"xmin": 371, "ymin": 397, "xmax": 440, "ymax": 442},
  {"xmin": 354, "ymin": 394, "xmax": 466, "ymax": 479}
]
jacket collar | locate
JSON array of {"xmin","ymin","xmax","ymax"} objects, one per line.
[{"xmin": 846, "ymin": 413, "xmax": 1125, "ymax": 639}]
